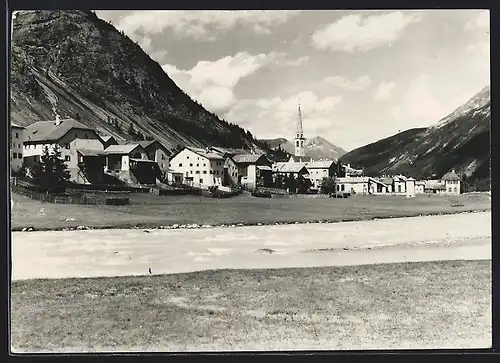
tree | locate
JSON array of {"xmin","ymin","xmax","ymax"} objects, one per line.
[
  {"xmin": 128, "ymin": 123, "xmax": 136, "ymax": 136},
  {"xmin": 320, "ymin": 177, "xmax": 337, "ymax": 195},
  {"xmin": 31, "ymin": 145, "xmax": 70, "ymax": 192}
]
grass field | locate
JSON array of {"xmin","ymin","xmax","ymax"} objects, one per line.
[
  {"xmin": 10, "ymin": 192, "xmax": 490, "ymax": 231},
  {"xmin": 11, "ymin": 260, "xmax": 491, "ymax": 352}
]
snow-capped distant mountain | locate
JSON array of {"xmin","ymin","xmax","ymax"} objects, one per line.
[
  {"xmin": 340, "ymin": 85, "xmax": 490, "ymax": 191},
  {"xmin": 259, "ymin": 136, "xmax": 347, "ymax": 160}
]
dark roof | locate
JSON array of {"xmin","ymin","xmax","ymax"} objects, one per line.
[
  {"xmin": 232, "ymin": 153, "xmax": 267, "ymax": 164},
  {"xmin": 105, "ymin": 144, "xmax": 142, "ymax": 154},
  {"xmin": 212, "ymin": 147, "xmax": 247, "ymax": 156},
  {"xmin": 186, "ymin": 146, "xmax": 225, "ymax": 160},
  {"xmin": 24, "ymin": 119, "xmax": 95, "ymax": 143},
  {"xmin": 138, "ymin": 140, "xmax": 172, "ymax": 156},
  {"xmin": 442, "ymin": 171, "xmax": 461, "ymax": 181},
  {"xmin": 77, "ymin": 149, "xmax": 105, "ymax": 157},
  {"xmin": 273, "ymin": 162, "xmax": 309, "ymax": 173},
  {"xmin": 305, "ymin": 160, "xmax": 335, "ymax": 169}
]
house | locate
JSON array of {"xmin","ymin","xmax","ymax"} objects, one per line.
[
  {"xmin": 231, "ymin": 153, "xmax": 273, "ymax": 189},
  {"xmin": 138, "ymin": 140, "xmax": 171, "ymax": 172},
  {"xmin": 336, "ymin": 176, "xmax": 371, "ymax": 194},
  {"xmin": 168, "ymin": 147, "xmax": 225, "ymax": 189},
  {"xmin": 423, "ymin": 180, "xmax": 446, "ymax": 194},
  {"xmin": 406, "ymin": 177, "xmax": 416, "ymax": 197},
  {"xmin": 272, "ymin": 162, "xmax": 309, "ymax": 190},
  {"xmin": 415, "ymin": 181, "xmax": 426, "ymax": 194},
  {"xmin": 23, "ymin": 117, "xmax": 105, "ymax": 183},
  {"xmin": 380, "ymin": 177, "xmax": 394, "ymax": 193},
  {"xmin": 392, "ymin": 175, "xmax": 407, "ymax": 194},
  {"xmin": 304, "ymin": 160, "xmax": 337, "ymax": 190},
  {"xmin": 10, "ymin": 123, "xmax": 25, "ymax": 173},
  {"xmin": 101, "ymin": 135, "xmax": 119, "ymax": 149},
  {"xmin": 104, "ymin": 144, "xmax": 159, "ymax": 185},
  {"xmin": 441, "ymin": 170, "xmax": 461, "ymax": 195}
]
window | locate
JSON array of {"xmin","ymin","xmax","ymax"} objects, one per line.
[
  {"xmin": 190, "ymin": 163, "xmax": 193, "ymax": 167},
  {"xmin": 65, "ymin": 156, "xmax": 70, "ymax": 161},
  {"xmin": 216, "ymin": 170, "xmax": 219, "ymax": 175},
  {"xmin": 186, "ymin": 172, "xmax": 189, "ymax": 176},
  {"xmin": 17, "ymin": 153, "xmax": 22, "ymax": 158},
  {"xmin": 398, "ymin": 185, "xmax": 401, "ymax": 193},
  {"xmin": 209, "ymin": 170, "xmax": 213, "ymax": 174},
  {"xmin": 296, "ymin": 141, "xmax": 299, "ymax": 147},
  {"xmin": 178, "ymin": 163, "xmax": 183, "ymax": 167},
  {"xmin": 169, "ymin": 163, "xmax": 171, "ymax": 167},
  {"xmin": 297, "ymin": 134, "xmax": 299, "ymax": 138},
  {"xmin": 196, "ymin": 164, "xmax": 199, "ymax": 167},
  {"xmin": 18, "ymin": 144, "xmax": 21, "ymax": 148},
  {"xmin": 75, "ymin": 133, "xmax": 78, "ymax": 138},
  {"xmin": 454, "ymin": 187, "xmax": 458, "ymax": 193},
  {"xmin": 15, "ymin": 132, "xmax": 19, "ymax": 139},
  {"xmin": 203, "ymin": 170, "xmax": 207, "ymax": 174},
  {"xmin": 341, "ymin": 184, "xmax": 345, "ymax": 191},
  {"xmin": 200, "ymin": 178, "xmax": 203, "ymax": 184},
  {"xmin": 65, "ymin": 143, "xmax": 70, "ymax": 149},
  {"xmin": 195, "ymin": 171, "xmax": 200, "ymax": 174},
  {"xmin": 301, "ymin": 141, "xmax": 304, "ymax": 147},
  {"xmin": 187, "ymin": 156, "xmax": 190, "ymax": 159},
  {"xmin": 162, "ymin": 155, "xmax": 165, "ymax": 160},
  {"xmin": 448, "ymin": 187, "xmax": 452, "ymax": 192},
  {"xmin": 203, "ymin": 163, "xmax": 206, "ymax": 166},
  {"xmin": 190, "ymin": 170, "xmax": 193, "ymax": 174},
  {"xmin": 13, "ymin": 153, "xmax": 17, "ymax": 159}
]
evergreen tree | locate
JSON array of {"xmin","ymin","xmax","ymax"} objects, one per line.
[
  {"xmin": 31, "ymin": 145, "xmax": 70, "ymax": 192},
  {"xmin": 320, "ymin": 177, "xmax": 336, "ymax": 195},
  {"xmin": 128, "ymin": 123, "xmax": 136, "ymax": 136}
]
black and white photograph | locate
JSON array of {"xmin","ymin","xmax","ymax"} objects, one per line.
[{"xmin": 9, "ymin": 9, "xmax": 491, "ymax": 352}]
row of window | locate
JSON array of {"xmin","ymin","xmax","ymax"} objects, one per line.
[
  {"xmin": 184, "ymin": 155, "xmax": 223, "ymax": 166},
  {"xmin": 12, "ymin": 153, "xmax": 22, "ymax": 159},
  {"xmin": 11, "ymin": 143, "xmax": 21, "ymax": 148},
  {"xmin": 448, "ymin": 187, "xmax": 458, "ymax": 192},
  {"xmin": 185, "ymin": 170, "xmax": 221, "ymax": 175},
  {"xmin": 447, "ymin": 180, "xmax": 459, "ymax": 184}
]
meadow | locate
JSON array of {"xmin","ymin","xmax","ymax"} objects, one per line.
[{"xmin": 10, "ymin": 192, "xmax": 490, "ymax": 231}]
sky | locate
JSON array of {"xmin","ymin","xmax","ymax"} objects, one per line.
[{"xmin": 96, "ymin": 10, "xmax": 490, "ymax": 151}]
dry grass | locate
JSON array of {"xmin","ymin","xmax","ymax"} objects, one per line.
[
  {"xmin": 10, "ymin": 192, "xmax": 491, "ymax": 231},
  {"xmin": 11, "ymin": 260, "xmax": 491, "ymax": 352}
]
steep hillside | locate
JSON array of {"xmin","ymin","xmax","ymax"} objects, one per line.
[
  {"xmin": 340, "ymin": 86, "xmax": 490, "ymax": 190},
  {"xmin": 10, "ymin": 10, "xmax": 264, "ymax": 153},
  {"xmin": 259, "ymin": 136, "xmax": 346, "ymax": 160}
]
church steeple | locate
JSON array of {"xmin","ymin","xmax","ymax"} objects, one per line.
[{"xmin": 295, "ymin": 100, "xmax": 306, "ymax": 157}]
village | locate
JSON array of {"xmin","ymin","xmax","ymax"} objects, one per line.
[{"xmin": 10, "ymin": 104, "xmax": 462, "ymax": 202}]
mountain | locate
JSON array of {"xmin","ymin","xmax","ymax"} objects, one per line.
[
  {"xmin": 340, "ymin": 85, "xmax": 490, "ymax": 190},
  {"xmin": 259, "ymin": 136, "xmax": 347, "ymax": 160},
  {"xmin": 10, "ymin": 10, "xmax": 267, "ymax": 154}
]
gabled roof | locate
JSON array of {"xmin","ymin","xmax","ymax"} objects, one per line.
[
  {"xmin": 289, "ymin": 155, "xmax": 315, "ymax": 163},
  {"xmin": 186, "ymin": 146, "xmax": 225, "ymax": 160},
  {"xmin": 11, "ymin": 123, "xmax": 25, "ymax": 129},
  {"xmin": 232, "ymin": 153, "xmax": 268, "ymax": 164},
  {"xmin": 105, "ymin": 144, "xmax": 142, "ymax": 154},
  {"xmin": 77, "ymin": 149, "xmax": 105, "ymax": 157},
  {"xmin": 273, "ymin": 162, "xmax": 309, "ymax": 173},
  {"xmin": 24, "ymin": 118, "xmax": 95, "ymax": 143},
  {"xmin": 138, "ymin": 140, "xmax": 172, "ymax": 156},
  {"xmin": 211, "ymin": 147, "xmax": 247, "ymax": 156},
  {"xmin": 101, "ymin": 135, "xmax": 115, "ymax": 143},
  {"xmin": 442, "ymin": 170, "xmax": 461, "ymax": 181},
  {"xmin": 305, "ymin": 160, "xmax": 336, "ymax": 169},
  {"xmin": 381, "ymin": 177, "xmax": 393, "ymax": 185}
]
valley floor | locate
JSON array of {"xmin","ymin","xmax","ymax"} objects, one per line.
[{"xmin": 11, "ymin": 192, "xmax": 490, "ymax": 231}]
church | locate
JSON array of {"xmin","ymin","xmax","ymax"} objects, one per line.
[{"xmin": 287, "ymin": 103, "xmax": 315, "ymax": 163}]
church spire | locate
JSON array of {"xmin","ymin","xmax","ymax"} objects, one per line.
[
  {"xmin": 297, "ymin": 101, "xmax": 303, "ymax": 136},
  {"xmin": 294, "ymin": 99, "xmax": 306, "ymax": 157}
]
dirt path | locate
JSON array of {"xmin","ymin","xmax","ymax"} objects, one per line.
[{"xmin": 11, "ymin": 212, "xmax": 491, "ymax": 281}]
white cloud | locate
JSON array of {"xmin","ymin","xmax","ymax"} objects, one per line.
[
  {"xmin": 116, "ymin": 10, "xmax": 300, "ymax": 41},
  {"xmin": 161, "ymin": 51, "xmax": 281, "ymax": 113},
  {"xmin": 375, "ymin": 81, "xmax": 396, "ymax": 100},
  {"xmin": 282, "ymin": 56, "xmax": 310, "ymax": 67},
  {"xmin": 225, "ymin": 91, "xmax": 342, "ymax": 140},
  {"xmin": 311, "ymin": 11, "xmax": 422, "ymax": 52},
  {"xmin": 322, "ymin": 75, "xmax": 371, "ymax": 90},
  {"xmin": 391, "ymin": 74, "xmax": 445, "ymax": 125},
  {"xmin": 464, "ymin": 10, "xmax": 489, "ymax": 31}
]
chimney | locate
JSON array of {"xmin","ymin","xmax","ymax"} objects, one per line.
[{"xmin": 55, "ymin": 114, "xmax": 61, "ymax": 126}]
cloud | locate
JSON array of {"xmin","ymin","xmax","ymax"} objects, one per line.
[
  {"xmin": 116, "ymin": 10, "xmax": 300, "ymax": 41},
  {"xmin": 162, "ymin": 51, "xmax": 281, "ymax": 113},
  {"xmin": 464, "ymin": 10, "xmax": 489, "ymax": 31},
  {"xmin": 391, "ymin": 74, "xmax": 445, "ymax": 125},
  {"xmin": 322, "ymin": 75, "xmax": 371, "ymax": 90},
  {"xmin": 282, "ymin": 56, "xmax": 310, "ymax": 67},
  {"xmin": 224, "ymin": 91, "xmax": 342, "ymax": 140},
  {"xmin": 466, "ymin": 41, "xmax": 490, "ymax": 56},
  {"xmin": 311, "ymin": 11, "xmax": 422, "ymax": 52},
  {"xmin": 375, "ymin": 81, "xmax": 396, "ymax": 100}
]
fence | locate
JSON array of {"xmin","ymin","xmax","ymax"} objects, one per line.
[{"xmin": 11, "ymin": 184, "xmax": 130, "ymax": 206}]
